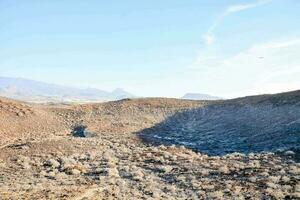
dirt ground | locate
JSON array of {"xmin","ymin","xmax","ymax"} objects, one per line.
[{"xmin": 0, "ymin": 97, "xmax": 299, "ymax": 199}]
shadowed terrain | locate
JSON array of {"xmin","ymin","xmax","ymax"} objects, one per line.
[{"xmin": 139, "ymin": 90, "xmax": 300, "ymax": 156}]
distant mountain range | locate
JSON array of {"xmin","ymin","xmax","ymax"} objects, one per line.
[
  {"xmin": 181, "ymin": 93, "xmax": 222, "ymax": 100},
  {"xmin": 0, "ymin": 77, "xmax": 134, "ymax": 103}
]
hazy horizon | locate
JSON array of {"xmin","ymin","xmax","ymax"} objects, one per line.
[{"xmin": 1, "ymin": 0, "xmax": 299, "ymax": 98}]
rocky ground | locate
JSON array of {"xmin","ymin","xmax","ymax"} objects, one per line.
[
  {"xmin": 0, "ymin": 95, "xmax": 299, "ymax": 199},
  {"xmin": 139, "ymin": 91, "xmax": 300, "ymax": 156}
]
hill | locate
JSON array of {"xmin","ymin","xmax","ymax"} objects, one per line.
[
  {"xmin": 0, "ymin": 92, "xmax": 299, "ymax": 199},
  {"xmin": 139, "ymin": 90, "xmax": 300, "ymax": 155},
  {"xmin": 0, "ymin": 76, "xmax": 134, "ymax": 103}
]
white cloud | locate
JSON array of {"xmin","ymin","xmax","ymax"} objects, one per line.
[
  {"xmin": 225, "ymin": 0, "xmax": 271, "ymax": 14},
  {"xmin": 202, "ymin": 33, "xmax": 215, "ymax": 45},
  {"xmin": 189, "ymin": 38, "xmax": 300, "ymax": 97},
  {"xmin": 203, "ymin": 0, "xmax": 272, "ymax": 45},
  {"xmin": 226, "ymin": 3, "xmax": 258, "ymax": 13},
  {"xmin": 130, "ymin": 38, "xmax": 300, "ymax": 97},
  {"xmin": 251, "ymin": 38, "xmax": 300, "ymax": 50},
  {"xmin": 249, "ymin": 82, "xmax": 300, "ymax": 95}
]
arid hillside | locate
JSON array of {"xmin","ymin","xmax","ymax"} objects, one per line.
[
  {"xmin": 139, "ymin": 90, "xmax": 300, "ymax": 156},
  {"xmin": 0, "ymin": 98, "xmax": 68, "ymax": 147},
  {"xmin": 0, "ymin": 97, "xmax": 206, "ymax": 147},
  {"xmin": 0, "ymin": 93, "xmax": 299, "ymax": 199}
]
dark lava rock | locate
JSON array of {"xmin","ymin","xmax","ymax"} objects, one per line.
[{"xmin": 71, "ymin": 125, "xmax": 96, "ymax": 138}]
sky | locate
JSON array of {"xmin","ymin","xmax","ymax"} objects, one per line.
[{"xmin": 0, "ymin": 0, "xmax": 299, "ymax": 98}]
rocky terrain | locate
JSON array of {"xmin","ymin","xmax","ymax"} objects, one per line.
[
  {"xmin": 0, "ymin": 92, "xmax": 299, "ymax": 199},
  {"xmin": 140, "ymin": 91, "xmax": 300, "ymax": 157}
]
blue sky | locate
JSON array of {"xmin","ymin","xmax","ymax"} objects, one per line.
[{"xmin": 0, "ymin": 0, "xmax": 299, "ymax": 98}]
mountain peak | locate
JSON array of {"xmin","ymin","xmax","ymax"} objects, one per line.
[
  {"xmin": 111, "ymin": 88, "xmax": 134, "ymax": 99},
  {"xmin": 0, "ymin": 76, "xmax": 134, "ymax": 103}
]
